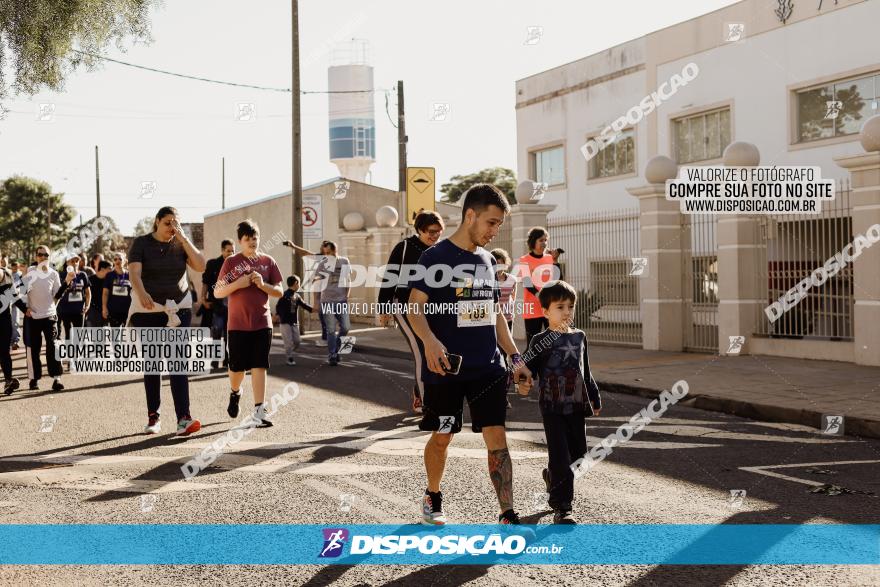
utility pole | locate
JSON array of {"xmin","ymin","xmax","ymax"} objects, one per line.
[
  {"xmin": 397, "ymin": 80, "xmax": 407, "ymax": 223},
  {"xmin": 292, "ymin": 0, "xmax": 303, "ymax": 278},
  {"xmin": 221, "ymin": 157, "xmax": 226, "ymax": 210},
  {"xmin": 95, "ymin": 146, "xmax": 101, "ymax": 218}
]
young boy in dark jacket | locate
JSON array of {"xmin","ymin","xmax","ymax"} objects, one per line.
[
  {"xmin": 517, "ymin": 280, "xmax": 601, "ymax": 525},
  {"xmin": 276, "ymin": 275, "xmax": 313, "ymax": 365}
]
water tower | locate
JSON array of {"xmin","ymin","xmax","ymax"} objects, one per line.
[{"xmin": 328, "ymin": 39, "xmax": 375, "ymax": 183}]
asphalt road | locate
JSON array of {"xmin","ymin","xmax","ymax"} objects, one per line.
[{"xmin": 1, "ymin": 338, "xmax": 878, "ymax": 586}]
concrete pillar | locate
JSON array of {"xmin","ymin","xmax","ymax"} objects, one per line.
[
  {"xmin": 627, "ymin": 156, "xmax": 686, "ymax": 351},
  {"xmin": 834, "ymin": 115, "xmax": 880, "ymax": 366},
  {"xmin": 716, "ymin": 142, "xmax": 764, "ymax": 356},
  {"xmin": 507, "ymin": 197, "xmax": 557, "ymax": 341}
]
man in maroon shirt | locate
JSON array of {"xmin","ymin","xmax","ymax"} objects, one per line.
[{"xmin": 214, "ymin": 219, "xmax": 284, "ymax": 427}]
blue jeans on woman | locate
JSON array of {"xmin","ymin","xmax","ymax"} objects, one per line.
[{"xmin": 129, "ymin": 309, "xmax": 192, "ymax": 421}]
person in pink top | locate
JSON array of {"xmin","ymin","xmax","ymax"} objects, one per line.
[{"xmin": 214, "ymin": 219, "xmax": 284, "ymax": 427}]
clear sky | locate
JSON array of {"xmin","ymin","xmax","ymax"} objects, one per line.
[{"xmin": 0, "ymin": 0, "xmax": 739, "ymax": 234}]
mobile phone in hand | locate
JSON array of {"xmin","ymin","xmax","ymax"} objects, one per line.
[{"xmin": 443, "ymin": 353, "xmax": 462, "ymax": 375}]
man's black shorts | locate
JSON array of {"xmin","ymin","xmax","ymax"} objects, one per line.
[
  {"xmin": 227, "ymin": 328, "xmax": 272, "ymax": 372},
  {"xmin": 419, "ymin": 369, "xmax": 508, "ymax": 434}
]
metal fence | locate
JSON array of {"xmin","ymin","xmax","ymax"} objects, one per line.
[
  {"xmin": 547, "ymin": 209, "xmax": 642, "ymax": 346},
  {"xmin": 754, "ymin": 178, "xmax": 854, "ymax": 340},
  {"xmin": 682, "ymin": 213, "xmax": 719, "ymax": 353}
]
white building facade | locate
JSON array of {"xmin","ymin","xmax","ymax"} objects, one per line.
[{"xmin": 516, "ymin": 0, "xmax": 879, "ymax": 215}]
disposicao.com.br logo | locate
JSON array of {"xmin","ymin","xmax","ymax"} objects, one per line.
[{"xmin": 318, "ymin": 528, "xmax": 561, "ymax": 558}]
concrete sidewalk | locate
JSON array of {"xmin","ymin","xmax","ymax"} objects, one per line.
[{"xmin": 344, "ymin": 326, "xmax": 880, "ymax": 439}]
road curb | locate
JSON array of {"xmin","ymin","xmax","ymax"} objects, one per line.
[{"xmin": 598, "ymin": 381, "xmax": 880, "ymax": 441}]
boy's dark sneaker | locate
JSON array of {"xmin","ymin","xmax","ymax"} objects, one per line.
[
  {"xmin": 328, "ymin": 354, "xmax": 339, "ymax": 366},
  {"xmin": 498, "ymin": 509, "xmax": 522, "ymax": 524},
  {"xmin": 227, "ymin": 391, "xmax": 241, "ymax": 418},
  {"xmin": 52, "ymin": 379, "xmax": 64, "ymax": 392},
  {"xmin": 552, "ymin": 510, "xmax": 576, "ymax": 525},
  {"xmin": 542, "ymin": 468, "xmax": 551, "ymax": 493},
  {"xmin": 29, "ymin": 379, "xmax": 39, "ymax": 390},
  {"xmin": 3, "ymin": 378, "xmax": 19, "ymax": 395}
]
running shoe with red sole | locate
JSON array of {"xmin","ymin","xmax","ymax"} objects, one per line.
[{"xmin": 175, "ymin": 417, "xmax": 201, "ymax": 436}]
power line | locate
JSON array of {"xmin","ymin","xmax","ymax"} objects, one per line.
[
  {"xmin": 73, "ymin": 50, "xmax": 389, "ymax": 94},
  {"xmin": 72, "ymin": 50, "xmax": 292, "ymax": 92}
]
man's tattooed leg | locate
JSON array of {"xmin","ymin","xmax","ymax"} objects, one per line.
[{"xmin": 488, "ymin": 448, "xmax": 513, "ymax": 512}]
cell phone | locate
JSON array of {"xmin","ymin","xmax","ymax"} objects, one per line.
[{"xmin": 443, "ymin": 353, "xmax": 462, "ymax": 375}]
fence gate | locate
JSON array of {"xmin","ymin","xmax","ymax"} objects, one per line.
[
  {"xmin": 682, "ymin": 213, "xmax": 719, "ymax": 353},
  {"xmin": 754, "ymin": 179, "xmax": 853, "ymax": 341},
  {"xmin": 548, "ymin": 209, "xmax": 642, "ymax": 346}
]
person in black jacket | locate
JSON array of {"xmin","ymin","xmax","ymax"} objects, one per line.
[
  {"xmin": 0, "ymin": 259, "xmax": 26, "ymax": 394},
  {"xmin": 377, "ymin": 210, "xmax": 445, "ymax": 412},
  {"xmin": 275, "ymin": 275, "xmax": 314, "ymax": 365}
]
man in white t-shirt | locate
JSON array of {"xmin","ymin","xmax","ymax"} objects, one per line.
[{"xmin": 22, "ymin": 245, "xmax": 64, "ymax": 391}]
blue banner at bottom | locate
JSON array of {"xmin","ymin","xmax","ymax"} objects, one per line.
[{"xmin": 0, "ymin": 524, "xmax": 877, "ymax": 565}]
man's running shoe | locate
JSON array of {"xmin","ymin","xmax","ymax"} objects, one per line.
[
  {"xmin": 227, "ymin": 391, "xmax": 241, "ymax": 418},
  {"xmin": 328, "ymin": 354, "xmax": 339, "ymax": 366},
  {"xmin": 498, "ymin": 509, "xmax": 522, "ymax": 525},
  {"xmin": 3, "ymin": 378, "xmax": 19, "ymax": 395},
  {"xmin": 286, "ymin": 357, "xmax": 296, "ymax": 366},
  {"xmin": 51, "ymin": 379, "xmax": 64, "ymax": 392},
  {"xmin": 252, "ymin": 405, "xmax": 273, "ymax": 428},
  {"xmin": 28, "ymin": 379, "xmax": 38, "ymax": 390},
  {"xmin": 421, "ymin": 490, "xmax": 447, "ymax": 525},
  {"xmin": 552, "ymin": 510, "xmax": 576, "ymax": 525},
  {"xmin": 144, "ymin": 414, "xmax": 161, "ymax": 435},
  {"xmin": 542, "ymin": 468, "xmax": 551, "ymax": 493},
  {"xmin": 315, "ymin": 339, "xmax": 328, "ymax": 347},
  {"xmin": 176, "ymin": 417, "xmax": 201, "ymax": 436}
]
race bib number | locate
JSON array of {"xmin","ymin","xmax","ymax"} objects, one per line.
[
  {"xmin": 67, "ymin": 291, "xmax": 83, "ymax": 302},
  {"xmin": 457, "ymin": 299, "xmax": 494, "ymax": 328},
  {"xmin": 112, "ymin": 285, "xmax": 128, "ymax": 296}
]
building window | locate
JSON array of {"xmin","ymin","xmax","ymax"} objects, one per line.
[
  {"xmin": 531, "ymin": 145, "xmax": 565, "ymax": 186},
  {"xmin": 588, "ymin": 129, "xmax": 635, "ymax": 179},
  {"xmin": 796, "ymin": 73, "xmax": 879, "ymax": 143},
  {"xmin": 672, "ymin": 108, "xmax": 731, "ymax": 164}
]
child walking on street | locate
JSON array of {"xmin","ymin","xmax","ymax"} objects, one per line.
[
  {"xmin": 276, "ymin": 275, "xmax": 313, "ymax": 365},
  {"xmin": 517, "ymin": 280, "xmax": 601, "ymax": 525}
]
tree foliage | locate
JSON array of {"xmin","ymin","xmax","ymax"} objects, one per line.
[
  {"xmin": 133, "ymin": 215, "xmax": 153, "ymax": 237},
  {"xmin": 0, "ymin": 175, "xmax": 74, "ymax": 261},
  {"xmin": 0, "ymin": 0, "xmax": 155, "ymax": 103},
  {"xmin": 440, "ymin": 167, "xmax": 517, "ymax": 205}
]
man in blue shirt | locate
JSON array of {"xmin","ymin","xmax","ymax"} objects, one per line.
[{"xmin": 407, "ymin": 183, "xmax": 532, "ymax": 526}]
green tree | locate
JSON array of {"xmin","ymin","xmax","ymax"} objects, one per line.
[
  {"xmin": 0, "ymin": 0, "xmax": 155, "ymax": 103},
  {"xmin": 71, "ymin": 215, "xmax": 127, "ymax": 261},
  {"xmin": 0, "ymin": 175, "xmax": 74, "ymax": 261},
  {"xmin": 440, "ymin": 167, "xmax": 517, "ymax": 205},
  {"xmin": 132, "ymin": 215, "xmax": 153, "ymax": 237}
]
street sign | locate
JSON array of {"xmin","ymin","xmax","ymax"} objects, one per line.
[
  {"xmin": 406, "ymin": 167, "xmax": 436, "ymax": 225},
  {"xmin": 302, "ymin": 194, "xmax": 322, "ymax": 239}
]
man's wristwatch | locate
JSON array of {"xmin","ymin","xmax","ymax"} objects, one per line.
[{"xmin": 510, "ymin": 353, "xmax": 523, "ymax": 367}]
